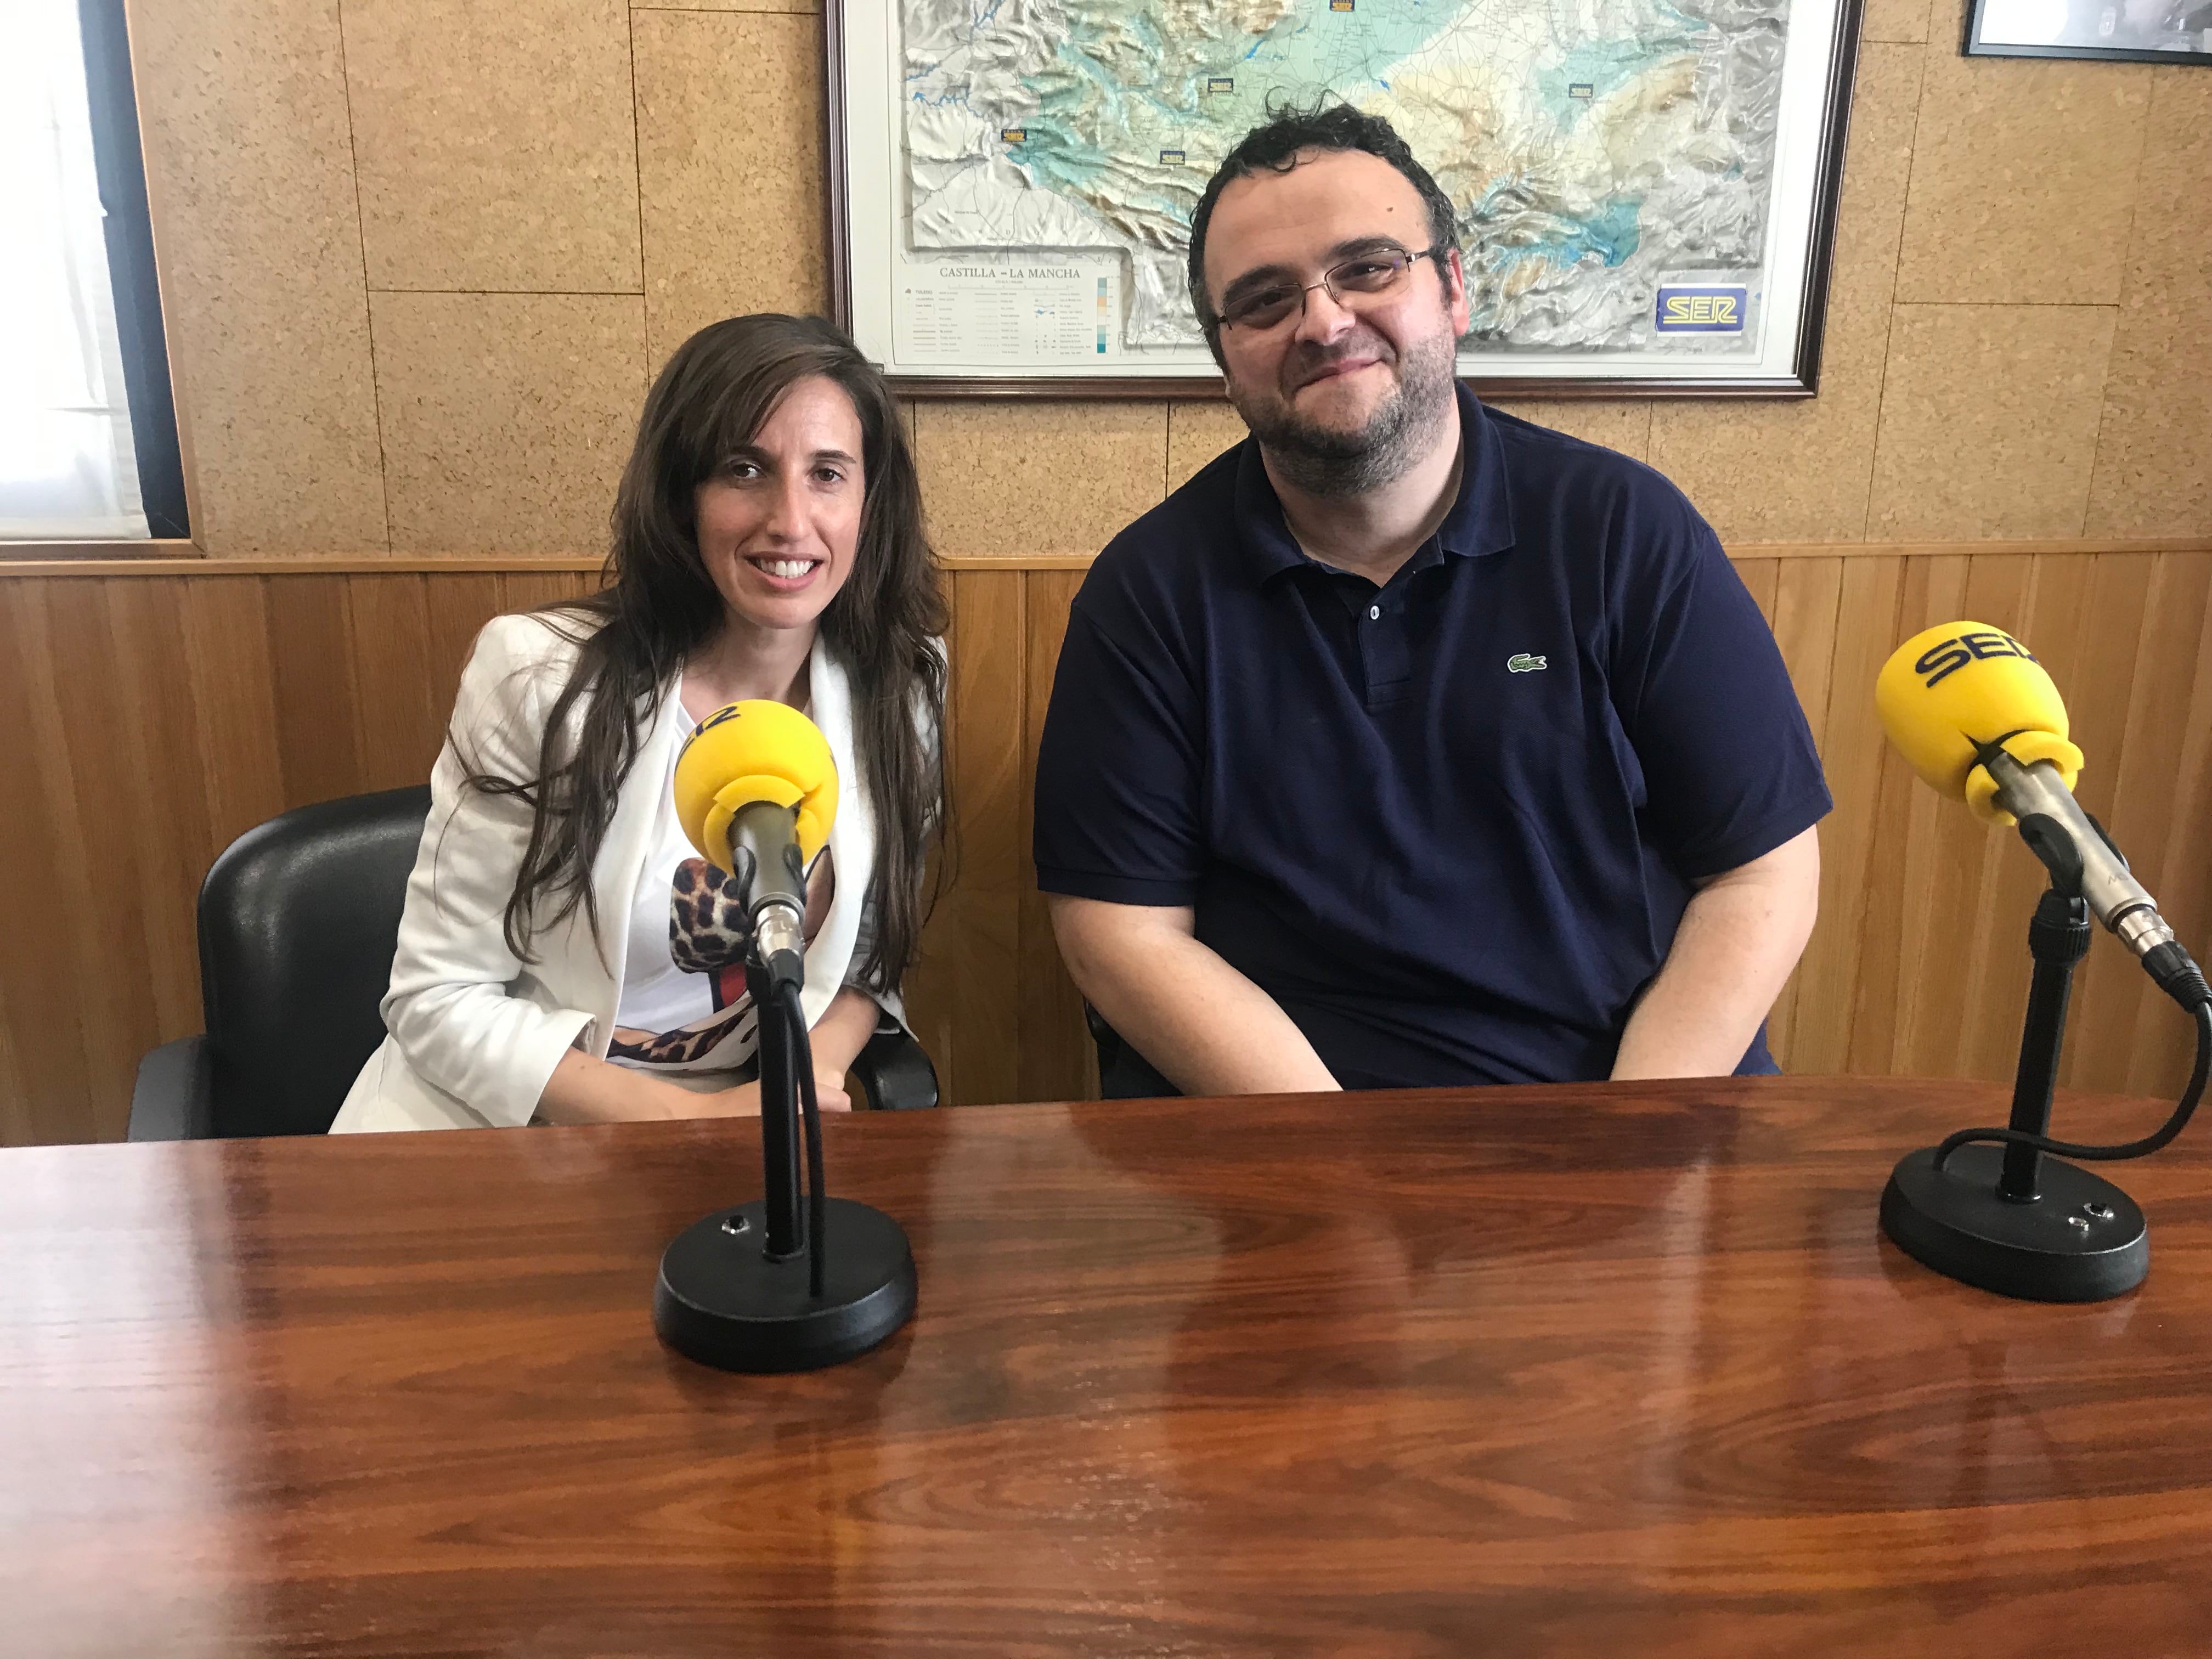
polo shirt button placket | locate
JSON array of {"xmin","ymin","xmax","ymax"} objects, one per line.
[{"xmin": 1368, "ymin": 605, "xmax": 1381, "ymax": 620}]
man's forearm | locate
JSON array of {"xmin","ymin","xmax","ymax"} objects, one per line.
[
  {"xmin": 1049, "ymin": 897, "xmax": 1340, "ymax": 1096},
  {"xmin": 1612, "ymin": 827, "xmax": 1820, "ymax": 1080}
]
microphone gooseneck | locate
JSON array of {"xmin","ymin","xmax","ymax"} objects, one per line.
[{"xmin": 781, "ymin": 978, "xmax": 827, "ymax": 1304}]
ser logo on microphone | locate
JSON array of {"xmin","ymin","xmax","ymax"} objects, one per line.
[
  {"xmin": 688, "ymin": 703, "xmax": 741, "ymax": 740},
  {"xmin": 1914, "ymin": 629, "xmax": 2038, "ymax": 689}
]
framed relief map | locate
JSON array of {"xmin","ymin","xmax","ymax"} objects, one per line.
[{"xmin": 827, "ymin": 0, "xmax": 1864, "ymax": 396}]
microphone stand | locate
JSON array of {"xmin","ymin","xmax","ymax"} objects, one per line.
[
  {"xmin": 1880, "ymin": 879, "xmax": 2149, "ymax": 1301},
  {"xmin": 651, "ymin": 807, "xmax": 918, "ymax": 1372},
  {"xmin": 755, "ymin": 951, "xmax": 804, "ymax": 1262}
]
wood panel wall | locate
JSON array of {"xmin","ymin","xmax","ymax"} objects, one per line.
[{"xmin": 4, "ymin": 549, "xmax": 2208, "ymax": 1147}]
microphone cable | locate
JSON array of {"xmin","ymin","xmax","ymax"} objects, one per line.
[
  {"xmin": 778, "ymin": 978, "xmax": 827, "ymax": 1302},
  {"xmin": 1934, "ymin": 998, "xmax": 2212, "ymax": 1171}
]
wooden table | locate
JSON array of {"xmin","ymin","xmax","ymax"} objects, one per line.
[{"xmin": 7, "ymin": 1077, "xmax": 2212, "ymax": 1657}]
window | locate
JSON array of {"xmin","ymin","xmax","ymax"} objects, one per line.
[{"xmin": 2, "ymin": 0, "xmax": 186, "ymax": 542}]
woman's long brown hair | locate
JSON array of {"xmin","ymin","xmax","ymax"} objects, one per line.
[{"xmin": 461, "ymin": 313, "xmax": 949, "ymax": 994}]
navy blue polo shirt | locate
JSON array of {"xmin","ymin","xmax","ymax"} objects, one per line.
[{"xmin": 1032, "ymin": 383, "xmax": 1831, "ymax": 1090}]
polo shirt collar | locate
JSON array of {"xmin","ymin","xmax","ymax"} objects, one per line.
[{"xmin": 1233, "ymin": 380, "xmax": 1516, "ymax": 583}]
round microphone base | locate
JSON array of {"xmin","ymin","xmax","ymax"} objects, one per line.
[
  {"xmin": 654, "ymin": 1198, "xmax": 916, "ymax": 1373},
  {"xmin": 1881, "ymin": 1146, "xmax": 2147, "ymax": 1302}
]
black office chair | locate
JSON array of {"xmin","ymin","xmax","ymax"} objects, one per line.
[
  {"xmin": 130, "ymin": 786, "xmax": 935, "ymax": 1138},
  {"xmin": 849, "ymin": 1011, "xmax": 939, "ymax": 1111},
  {"xmin": 1085, "ymin": 1002, "xmax": 1178, "ymax": 1099}
]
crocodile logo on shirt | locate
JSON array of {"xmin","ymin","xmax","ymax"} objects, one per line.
[{"xmin": 1506, "ymin": 653, "xmax": 1548, "ymax": 673}]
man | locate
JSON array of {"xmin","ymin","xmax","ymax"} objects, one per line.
[{"xmin": 1032, "ymin": 104, "xmax": 1828, "ymax": 1097}]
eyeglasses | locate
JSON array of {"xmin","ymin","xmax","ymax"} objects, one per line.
[{"xmin": 1214, "ymin": 247, "xmax": 1442, "ymax": 332}]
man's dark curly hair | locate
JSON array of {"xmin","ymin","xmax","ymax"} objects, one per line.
[{"xmin": 1186, "ymin": 101, "xmax": 1461, "ymax": 363}]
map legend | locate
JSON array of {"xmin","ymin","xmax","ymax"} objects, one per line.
[{"xmin": 895, "ymin": 257, "xmax": 1121, "ymax": 366}]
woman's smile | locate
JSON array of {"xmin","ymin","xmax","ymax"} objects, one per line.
[{"xmin": 745, "ymin": 554, "xmax": 825, "ymax": 590}]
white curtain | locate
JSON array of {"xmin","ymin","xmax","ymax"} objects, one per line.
[{"xmin": 0, "ymin": 1, "xmax": 148, "ymax": 541}]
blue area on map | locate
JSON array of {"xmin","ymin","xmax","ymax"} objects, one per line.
[
  {"xmin": 1559, "ymin": 198, "xmax": 1644, "ymax": 267},
  {"xmin": 1481, "ymin": 191, "xmax": 1645, "ymax": 276},
  {"xmin": 1534, "ymin": 19, "xmax": 1702, "ymax": 124}
]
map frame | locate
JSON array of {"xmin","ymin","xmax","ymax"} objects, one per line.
[{"xmin": 826, "ymin": 0, "xmax": 1867, "ymax": 398}]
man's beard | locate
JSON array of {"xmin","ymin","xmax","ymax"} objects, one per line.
[{"xmin": 1229, "ymin": 323, "xmax": 1459, "ymax": 498}]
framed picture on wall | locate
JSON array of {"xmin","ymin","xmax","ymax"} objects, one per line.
[
  {"xmin": 826, "ymin": 0, "xmax": 1865, "ymax": 398},
  {"xmin": 1965, "ymin": 0, "xmax": 2212, "ymax": 63}
]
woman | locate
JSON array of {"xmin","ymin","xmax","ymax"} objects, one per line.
[{"xmin": 332, "ymin": 314, "xmax": 946, "ymax": 1131}]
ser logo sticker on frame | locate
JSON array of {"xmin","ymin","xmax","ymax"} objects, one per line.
[{"xmin": 1655, "ymin": 285, "xmax": 1748, "ymax": 334}]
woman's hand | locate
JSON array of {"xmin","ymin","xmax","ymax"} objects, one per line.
[
  {"xmin": 686, "ymin": 1076, "xmax": 853, "ymax": 1118},
  {"xmin": 536, "ymin": 1051, "xmax": 851, "ymax": 1124}
]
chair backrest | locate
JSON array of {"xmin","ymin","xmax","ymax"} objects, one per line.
[
  {"xmin": 198, "ymin": 785, "xmax": 431, "ymax": 1136},
  {"xmin": 1084, "ymin": 1002, "xmax": 1177, "ymax": 1099}
]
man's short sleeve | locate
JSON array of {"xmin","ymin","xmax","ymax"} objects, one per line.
[
  {"xmin": 1032, "ymin": 591, "xmax": 1205, "ymax": 907},
  {"xmin": 1610, "ymin": 495, "xmax": 1832, "ymax": 880}
]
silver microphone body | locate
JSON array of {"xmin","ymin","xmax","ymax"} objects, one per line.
[
  {"xmin": 1985, "ymin": 750, "xmax": 2176, "ymax": 959},
  {"xmin": 752, "ymin": 901, "xmax": 805, "ymax": 965},
  {"xmin": 727, "ymin": 798, "xmax": 810, "ymax": 993}
]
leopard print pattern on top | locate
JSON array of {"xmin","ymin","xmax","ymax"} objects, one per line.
[
  {"xmin": 605, "ymin": 995, "xmax": 754, "ymax": 1068},
  {"xmin": 603, "ymin": 849, "xmax": 837, "ymax": 1069},
  {"xmin": 669, "ymin": 856, "xmax": 750, "ymax": 975}
]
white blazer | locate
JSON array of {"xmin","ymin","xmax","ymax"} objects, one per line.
[{"xmin": 331, "ymin": 612, "xmax": 894, "ymax": 1133}]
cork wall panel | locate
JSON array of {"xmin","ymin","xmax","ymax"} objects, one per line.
[
  {"xmin": 635, "ymin": 9, "xmax": 830, "ymax": 372},
  {"xmin": 1867, "ymin": 306, "xmax": 2117, "ymax": 539},
  {"xmin": 1893, "ymin": 0, "xmax": 2152, "ymax": 306},
  {"xmin": 340, "ymin": 0, "xmax": 642, "ymax": 293},
  {"xmin": 1489, "ymin": 402, "xmax": 1653, "ymax": 461},
  {"xmin": 1859, "ymin": 0, "xmax": 1935, "ymax": 42},
  {"xmin": 1167, "ymin": 400, "xmax": 1246, "ymax": 489},
  {"xmin": 125, "ymin": 0, "xmax": 2212, "ymax": 570},
  {"xmin": 913, "ymin": 402, "xmax": 1169, "ymax": 557},
  {"xmin": 2085, "ymin": 69, "xmax": 2212, "ymax": 539},
  {"xmin": 126, "ymin": 0, "xmax": 387, "ymax": 554},
  {"xmin": 636, "ymin": 0, "xmax": 816, "ymax": 10},
  {"xmin": 1647, "ymin": 42, "xmax": 1925, "ymax": 543},
  {"xmin": 1166, "ymin": 399, "xmax": 1661, "ymax": 498},
  {"xmin": 371, "ymin": 293, "xmax": 647, "ymax": 555}
]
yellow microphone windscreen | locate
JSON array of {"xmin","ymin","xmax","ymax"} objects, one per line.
[
  {"xmin": 673, "ymin": 699, "xmax": 839, "ymax": 873},
  {"xmin": 1874, "ymin": 621, "xmax": 2083, "ymax": 825}
]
